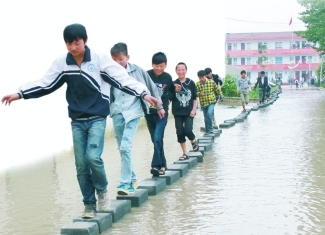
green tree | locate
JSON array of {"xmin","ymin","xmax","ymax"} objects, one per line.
[
  {"xmin": 295, "ymin": 0, "xmax": 325, "ymax": 55},
  {"xmin": 221, "ymin": 74, "xmax": 239, "ymax": 97},
  {"xmin": 256, "ymin": 44, "xmax": 267, "ymax": 68},
  {"xmin": 316, "ymin": 58, "xmax": 325, "ymax": 78}
]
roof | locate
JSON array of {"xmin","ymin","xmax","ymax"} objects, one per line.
[
  {"xmin": 226, "ymin": 48, "xmax": 318, "ymax": 56},
  {"xmin": 225, "ymin": 31, "xmax": 303, "ymax": 42},
  {"xmin": 232, "ymin": 63, "xmax": 319, "ymax": 71}
]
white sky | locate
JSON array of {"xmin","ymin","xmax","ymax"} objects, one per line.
[
  {"xmin": 224, "ymin": 0, "xmax": 306, "ymax": 33},
  {"xmin": 0, "ymin": 0, "xmax": 308, "ymax": 171}
]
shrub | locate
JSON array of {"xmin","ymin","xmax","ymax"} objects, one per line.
[{"xmin": 221, "ymin": 74, "xmax": 240, "ymax": 97}]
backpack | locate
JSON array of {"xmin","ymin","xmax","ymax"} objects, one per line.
[{"xmin": 212, "ymin": 74, "xmax": 223, "ymax": 86}]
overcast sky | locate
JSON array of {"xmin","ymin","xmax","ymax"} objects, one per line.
[{"xmin": 224, "ymin": 0, "xmax": 306, "ymax": 33}]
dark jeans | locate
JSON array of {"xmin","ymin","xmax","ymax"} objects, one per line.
[
  {"xmin": 174, "ymin": 115, "xmax": 195, "ymax": 143},
  {"xmin": 145, "ymin": 113, "xmax": 168, "ymax": 169},
  {"xmin": 258, "ymin": 88, "xmax": 265, "ymax": 103}
]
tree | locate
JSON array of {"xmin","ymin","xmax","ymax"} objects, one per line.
[
  {"xmin": 316, "ymin": 58, "xmax": 325, "ymax": 78},
  {"xmin": 295, "ymin": 0, "xmax": 325, "ymax": 55},
  {"xmin": 256, "ymin": 44, "xmax": 267, "ymax": 68}
]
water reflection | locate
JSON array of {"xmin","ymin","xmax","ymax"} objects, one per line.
[{"xmin": 1, "ymin": 87, "xmax": 325, "ymax": 235}]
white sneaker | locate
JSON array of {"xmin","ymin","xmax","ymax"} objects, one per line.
[{"xmin": 97, "ymin": 189, "xmax": 110, "ymax": 211}]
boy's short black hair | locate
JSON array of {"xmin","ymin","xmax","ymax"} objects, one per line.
[
  {"xmin": 205, "ymin": 68, "xmax": 212, "ymax": 74},
  {"xmin": 111, "ymin": 42, "xmax": 128, "ymax": 56},
  {"xmin": 63, "ymin": 23, "xmax": 88, "ymax": 43},
  {"xmin": 176, "ymin": 62, "xmax": 187, "ymax": 70},
  {"xmin": 240, "ymin": 70, "xmax": 246, "ymax": 75},
  {"xmin": 261, "ymin": 71, "xmax": 265, "ymax": 74},
  {"xmin": 197, "ymin": 70, "xmax": 206, "ymax": 76},
  {"xmin": 152, "ymin": 52, "xmax": 167, "ymax": 64}
]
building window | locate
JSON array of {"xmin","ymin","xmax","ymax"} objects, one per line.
[
  {"xmin": 227, "ymin": 43, "xmax": 232, "ymax": 51},
  {"xmin": 258, "ymin": 42, "xmax": 268, "ymax": 50},
  {"xmin": 302, "ymin": 41, "xmax": 306, "ymax": 49},
  {"xmin": 246, "ymin": 43, "xmax": 251, "ymax": 50},
  {"xmin": 247, "ymin": 58, "xmax": 251, "ymax": 65},
  {"xmin": 295, "ymin": 41, "xmax": 300, "ymax": 49},
  {"xmin": 295, "ymin": 56, "xmax": 300, "ymax": 63},
  {"xmin": 308, "ymin": 56, "xmax": 312, "ymax": 63},
  {"xmin": 290, "ymin": 56, "xmax": 294, "ymax": 62},
  {"xmin": 228, "ymin": 58, "xmax": 232, "ymax": 65},
  {"xmin": 275, "ymin": 42, "xmax": 282, "ymax": 49},
  {"xmin": 233, "ymin": 58, "xmax": 237, "ymax": 65},
  {"xmin": 233, "ymin": 43, "xmax": 237, "ymax": 50},
  {"xmin": 241, "ymin": 43, "xmax": 245, "ymax": 50},
  {"xmin": 302, "ymin": 56, "xmax": 307, "ymax": 64},
  {"xmin": 275, "ymin": 57, "xmax": 282, "ymax": 64},
  {"xmin": 241, "ymin": 58, "xmax": 245, "ymax": 65},
  {"xmin": 247, "ymin": 72, "xmax": 251, "ymax": 78},
  {"xmin": 275, "ymin": 72, "xmax": 283, "ymax": 79}
]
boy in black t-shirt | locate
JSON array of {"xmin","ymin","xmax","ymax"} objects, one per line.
[{"xmin": 146, "ymin": 52, "xmax": 175, "ymax": 176}]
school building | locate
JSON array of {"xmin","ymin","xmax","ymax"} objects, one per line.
[{"xmin": 225, "ymin": 31, "xmax": 321, "ymax": 82}]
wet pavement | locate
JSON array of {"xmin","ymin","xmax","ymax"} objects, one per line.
[{"xmin": 1, "ymin": 86, "xmax": 325, "ymax": 235}]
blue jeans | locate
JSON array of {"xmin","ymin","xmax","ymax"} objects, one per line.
[
  {"xmin": 112, "ymin": 114, "xmax": 139, "ymax": 187},
  {"xmin": 71, "ymin": 117, "xmax": 108, "ymax": 205},
  {"xmin": 145, "ymin": 113, "xmax": 168, "ymax": 169},
  {"xmin": 201, "ymin": 103, "xmax": 215, "ymax": 132},
  {"xmin": 258, "ymin": 88, "xmax": 265, "ymax": 103}
]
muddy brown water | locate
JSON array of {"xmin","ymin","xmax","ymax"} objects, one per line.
[{"xmin": 1, "ymin": 86, "xmax": 325, "ymax": 235}]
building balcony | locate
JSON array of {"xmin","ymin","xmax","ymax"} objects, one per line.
[
  {"xmin": 230, "ymin": 63, "xmax": 319, "ymax": 71},
  {"xmin": 226, "ymin": 48, "xmax": 319, "ymax": 57}
]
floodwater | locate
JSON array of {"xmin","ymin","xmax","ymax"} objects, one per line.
[{"xmin": 1, "ymin": 86, "xmax": 325, "ymax": 235}]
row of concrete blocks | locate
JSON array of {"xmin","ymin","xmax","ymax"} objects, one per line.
[{"xmin": 58, "ymin": 132, "xmax": 220, "ymax": 235}]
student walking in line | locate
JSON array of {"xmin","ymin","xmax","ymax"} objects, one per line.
[
  {"xmin": 237, "ymin": 70, "xmax": 251, "ymax": 112},
  {"xmin": 146, "ymin": 52, "xmax": 175, "ymax": 177},
  {"xmin": 196, "ymin": 70, "xmax": 222, "ymax": 133},
  {"xmin": 110, "ymin": 43, "xmax": 164, "ymax": 194},
  {"xmin": 204, "ymin": 68, "xmax": 224, "ymax": 128},
  {"xmin": 1, "ymin": 24, "xmax": 161, "ymax": 219},
  {"xmin": 254, "ymin": 71, "xmax": 268, "ymax": 104},
  {"xmin": 172, "ymin": 62, "xmax": 199, "ymax": 160}
]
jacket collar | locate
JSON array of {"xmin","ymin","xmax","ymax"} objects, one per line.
[{"xmin": 66, "ymin": 45, "xmax": 91, "ymax": 65}]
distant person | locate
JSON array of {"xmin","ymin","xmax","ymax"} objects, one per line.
[
  {"xmin": 237, "ymin": 70, "xmax": 251, "ymax": 112},
  {"xmin": 288, "ymin": 76, "xmax": 293, "ymax": 88},
  {"xmin": 110, "ymin": 42, "xmax": 164, "ymax": 194},
  {"xmin": 205, "ymin": 67, "xmax": 224, "ymax": 128},
  {"xmin": 254, "ymin": 71, "xmax": 268, "ymax": 104},
  {"xmin": 196, "ymin": 70, "xmax": 222, "ymax": 133},
  {"xmin": 300, "ymin": 76, "xmax": 304, "ymax": 88},
  {"xmin": 172, "ymin": 62, "xmax": 199, "ymax": 160},
  {"xmin": 295, "ymin": 78, "xmax": 299, "ymax": 88},
  {"xmin": 146, "ymin": 52, "xmax": 175, "ymax": 177},
  {"xmin": 1, "ymin": 23, "xmax": 161, "ymax": 219}
]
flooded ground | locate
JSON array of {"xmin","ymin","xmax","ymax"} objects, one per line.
[{"xmin": 1, "ymin": 86, "xmax": 325, "ymax": 235}]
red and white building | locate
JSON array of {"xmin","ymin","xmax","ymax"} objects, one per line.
[{"xmin": 225, "ymin": 32, "xmax": 320, "ymax": 82}]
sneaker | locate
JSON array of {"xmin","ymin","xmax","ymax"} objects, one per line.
[
  {"xmin": 128, "ymin": 185, "xmax": 135, "ymax": 194},
  {"xmin": 97, "ymin": 189, "xmax": 110, "ymax": 211},
  {"xmin": 132, "ymin": 181, "xmax": 138, "ymax": 189},
  {"xmin": 117, "ymin": 185, "xmax": 129, "ymax": 195},
  {"xmin": 209, "ymin": 130, "xmax": 214, "ymax": 134},
  {"xmin": 82, "ymin": 204, "xmax": 96, "ymax": 218}
]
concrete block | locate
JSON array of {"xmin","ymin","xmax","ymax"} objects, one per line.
[
  {"xmin": 174, "ymin": 156, "xmax": 197, "ymax": 168},
  {"xmin": 251, "ymin": 105, "xmax": 259, "ymax": 111},
  {"xmin": 137, "ymin": 178, "xmax": 166, "ymax": 195},
  {"xmin": 197, "ymin": 136, "xmax": 213, "ymax": 141},
  {"xmin": 152, "ymin": 170, "xmax": 180, "ymax": 185},
  {"xmin": 187, "ymin": 151, "xmax": 203, "ymax": 163},
  {"xmin": 234, "ymin": 117, "xmax": 245, "ymax": 122},
  {"xmin": 116, "ymin": 189, "xmax": 148, "ymax": 207},
  {"xmin": 200, "ymin": 126, "xmax": 220, "ymax": 132},
  {"xmin": 224, "ymin": 120, "xmax": 235, "ymax": 126},
  {"xmin": 219, "ymin": 122, "xmax": 232, "ymax": 128},
  {"xmin": 97, "ymin": 199, "xmax": 131, "ymax": 222},
  {"xmin": 73, "ymin": 213, "xmax": 112, "ymax": 233},
  {"xmin": 167, "ymin": 164, "xmax": 189, "ymax": 177},
  {"xmin": 203, "ymin": 133, "xmax": 215, "ymax": 140},
  {"xmin": 198, "ymin": 142, "xmax": 212, "ymax": 151},
  {"xmin": 258, "ymin": 103, "xmax": 267, "ymax": 108},
  {"xmin": 189, "ymin": 149, "xmax": 205, "ymax": 157},
  {"xmin": 61, "ymin": 222, "xmax": 99, "ymax": 235},
  {"xmin": 197, "ymin": 139, "xmax": 212, "ymax": 144}
]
